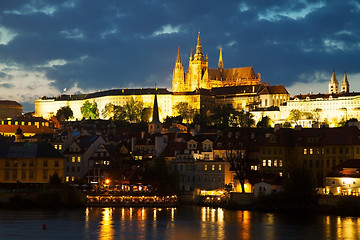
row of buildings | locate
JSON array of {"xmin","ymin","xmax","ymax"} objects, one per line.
[{"xmin": 2, "ymin": 92, "xmax": 360, "ymax": 196}]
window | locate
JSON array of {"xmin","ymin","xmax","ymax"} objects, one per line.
[
  {"xmin": 71, "ymin": 176, "xmax": 75, "ymax": 182},
  {"xmin": 43, "ymin": 170, "xmax": 48, "ymax": 179},
  {"xmin": 77, "ymin": 167, "xmax": 80, "ymax": 172},
  {"xmin": 274, "ymin": 160, "xmax": 278, "ymax": 167},
  {"xmin": 29, "ymin": 171, "xmax": 33, "ymax": 179},
  {"xmin": 77, "ymin": 157, "xmax": 81, "ymax": 163},
  {"xmin": 54, "ymin": 145, "xmax": 58, "ymax": 149},
  {"xmin": 304, "ymin": 149, "xmax": 307, "ymax": 155},
  {"xmin": 262, "ymin": 160, "xmax": 267, "ymax": 167},
  {"xmin": 30, "ymin": 161, "xmax": 34, "ymax": 167},
  {"xmin": 21, "ymin": 171, "xmax": 26, "ymax": 180},
  {"xmin": 310, "ymin": 149, "xmax": 313, "ymax": 155},
  {"xmin": 22, "ymin": 161, "xmax": 26, "ymax": 167},
  {"xmin": 5, "ymin": 171, "xmax": 9, "ymax": 180},
  {"xmin": 72, "ymin": 157, "xmax": 75, "ymax": 163},
  {"xmin": 55, "ymin": 160, "xmax": 59, "ymax": 167},
  {"xmin": 58, "ymin": 145, "xmax": 62, "ymax": 150},
  {"xmin": 267, "ymin": 160, "xmax": 271, "ymax": 167},
  {"xmin": 219, "ymin": 165, "xmax": 222, "ymax": 171},
  {"xmin": 5, "ymin": 160, "xmax": 10, "ymax": 167},
  {"xmin": 43, "ymin": 160, "xmax": 48, "ymax": 167},
  {"xmin": 65, "ymin": 176, "xmax": 69, "ymax": 182},
  {"xmin": 212, "ymin": 165, "xmax": 215, "ymax": 171},
  {"xmin": 204, "ymin": 165, "xmax": 207, "ymax": 171},
  {"xmin": 279, "ymin": 160, "xmax": 283, "ymax": 167}
]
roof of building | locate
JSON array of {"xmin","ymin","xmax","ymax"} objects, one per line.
[
  {"xmin": 259, "ymin": 85, "xmax": 289, "ymax": 95},
  {"xmin": 292, "ymin": 91, "xmax": 360, "ymax": 100},
  {"xmin": 258, "ymin": 127, "xmax": 360, "ymax": 147},
  {"xmin": 212, "ymin": 84, "xmax": 263, "ymax": 96},
  {"xmin": 207, "ymin": 67, "xmax": 258, "ymax": 81},
  {"xmin": 0, "ymin": 141, "xmax": 63, "ymax": 158},
  {"xmin": 0, "ymin": 125, "xmax": 56, "ymax": 135},
  {"xmin": 0, "ymin": 100, "xmax": 22, "ymax": 107},
  {"xmin": 40, "ymin": 88, "xmax": 172, "ymax": 101}
]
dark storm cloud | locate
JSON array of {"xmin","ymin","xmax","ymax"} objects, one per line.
[
  {"xmin": 0, "ymin": 0, "xmax": 359, "ymax": 107},
  {"xmin": 0, "ymin": 83, "xmax": 14, "ymax": 88}
]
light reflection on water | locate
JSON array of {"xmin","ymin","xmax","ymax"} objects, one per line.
[{"xmin": 0, "ymin": 206, "xmax": 360, "ymax": 239}]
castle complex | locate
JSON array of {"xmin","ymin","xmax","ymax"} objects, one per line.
[
  {"xmin": 35, "ymin": 33, "xmax": 357, "ymax": 127},
  {"xmin": 35, "ymin": 33, "xmax": 288, "ymax": 122}
]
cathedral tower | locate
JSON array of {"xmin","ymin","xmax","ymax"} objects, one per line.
[
  {"xmin": 187, "ymin": 32, "xmax": 208, "ymax": 91},
  {"xmin": 329, "ymin": 70, "xmax": 339, "ymax": 94},
  {"xmin": 341, "ymin": 71, "xmax": 349, "ymax": 93},
  {"xmin": 172, "ymin": 47, "xmax": 185, "ymax": 92}
]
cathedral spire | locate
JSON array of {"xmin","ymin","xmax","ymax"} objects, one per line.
[
  {"xmin": 176, "ymin": 46, "xmax": 182, "ymax": 64},
  {"xmin": 194, "ymin": 32, "xmax": 204, "ymax": 60},
  {"xmin": 341, "ymin": 71, "xmax": 349, "ymax": 93},
  {"xmin": 218, "ymin": 46, "xmax": 223, "ymax": 70}
]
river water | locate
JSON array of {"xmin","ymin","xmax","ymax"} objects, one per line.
[{"xmin": 0, "ymin": 206, "xmax": 359, "ymax": 240}]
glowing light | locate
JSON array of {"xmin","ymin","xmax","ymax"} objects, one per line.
[{"xmin": 105, "ymin": 179, "xmax": 110, "ymax": 185}]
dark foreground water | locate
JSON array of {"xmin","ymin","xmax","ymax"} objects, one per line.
[{"xmin": 0, "ymin": 206, "xmax": 359, "ymax": 240}]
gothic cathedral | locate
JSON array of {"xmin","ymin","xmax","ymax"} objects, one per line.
[{"xmin": 172, "ymin": 32, "xmax": 261, "ymax": 92}]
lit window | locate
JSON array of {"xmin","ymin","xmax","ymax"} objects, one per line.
[
  {"xmin": 204, "ymin": 165, "xmax": 207, "ymax": 171},
  {"xmin": 212, "ymin": 165, "xmax": 215, "ymax": 171},
  {"xmin": 279, "ymin": 172, "xmax": 283, "ymax": 177},
  {"xmin": 310, "ymin": 149, "xmax": 313, "ymax": 155},
  {"xmin": 54, "ymin": 145, "xmax": 58, "ymax": 149},
  {"xmin": 72, "ymin": 157, "xmax": 75, "ymax": 162},
  {"xmin": 77, "ymin": 157, "xmax": 81, "ymax": 163},
  {"xmin": 304, "ymin": 149, "xmax": 307, "ymax": 154},
  {"xmin": 274, "ymin": 160, "xmax": 278, "ymax": 167},
  {"xmin": 71, "ymin": 176, "xmax": 75, "ymax": 182},
  {"xmin": 66, "ymin": 176, "xmax": 69, "ymax": 182},
  {"xmin": 58, "ymin": 145, "xmax": 62, "ymax": 150},
  {"xmin": 219, "ymin": 165, "xmax": 222, "ymax": 171},
  {"xmin": 251, "ymin": 165, "xmax": 258, "ymax": 171},
  {"xmin": 268, "ymin": 160, "xmax": 271, "ymax": 167},
  {"xmin": 262, "ymin": 160, "xmax": 266, "ymax": 167},
  {"xmin": 279, "ymin": 160, "xmax": 283, "ymax": 167}
]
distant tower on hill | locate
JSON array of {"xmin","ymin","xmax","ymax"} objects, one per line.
[
  {"xmin": 329, "ymin": 70, "xmax": 339, "ymax": 94},
  {"xmin": 341, "ymin": 71, "xmax": 349, "ymax": 93}
]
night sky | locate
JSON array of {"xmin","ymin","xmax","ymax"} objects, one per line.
[{"xmin": 0, "ymin": 0, "xmax": 359, "ymax": 112}]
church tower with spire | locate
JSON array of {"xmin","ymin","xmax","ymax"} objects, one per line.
[
  {"xmin": 341, "ymin": 71, "xmax": 349, "ymax": 93},
  {"xmin": 148, "ymin": 92, "xmax": 163, "ymax": 134},
  {"xmin": 172, "ymin": 46, "xmax": 185, "ymax": 92},
  {"xmin": 329, "ymin": 70, "xmax": 339, "ymax": 94}
]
